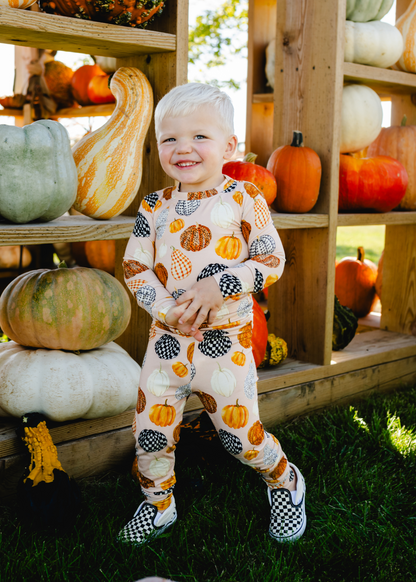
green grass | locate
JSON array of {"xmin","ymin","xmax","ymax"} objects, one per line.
[
  {"xmin": 2, "ymin": 386, "xmax": 416, "ymax": 582},
  {"xmin": 336, "ymin": 225, "xmax": 385, "ymax": 264}
]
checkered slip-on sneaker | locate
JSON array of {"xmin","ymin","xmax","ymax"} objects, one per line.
[
  {"xmin": 118, "ymin": 497, "xmax": 177, "ymax": 546},
  {"xmin": 268, "ymin": 463, "xmax": 306, "ymax": 542}
]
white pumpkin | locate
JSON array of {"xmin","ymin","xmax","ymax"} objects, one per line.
[
  {"xmin": 344, "ymin": 21, "xmax": 403, "ymax": 68},
  {"xmin": 0, "ymin": 341, "xmax": 140, "ymax": 422},
  {"xmin": 93, "ymin": 56, "xmax": 118, "ymax": 73},
  {"xmin": 215, "ymin": 302, "xmax": 229, "ymax": 321},
  {"xmin": 0, "ymin": 0, "xmax": 37, "ymax": 9},
  {"xmin": 265, "ymin": 38, "xmax": 276, "ymax": 89},
  {"xmin": 158, "ymin": 240, "xmax": 168, "ymax": 258},
  {"xmin": 340, "ymin": 84, "xmax": 382, "ymax": 153},
  {"xmin": 147, "ymin": 366, "xmax": 170, "ymax": 396},
  {"xmin": 346, "ymin": 0, "xmax": 394, "ymax": 22},
  {"xmin": 149, "ymin": 457, "xmax": 170, "ymax": 477},
  {"xmin": 211, "ymin": 197, "xmax": 234, "ymax": 228},
  {"xmin": 133, "ymin": 243, "xmax": 153, "ymax": 268},
  {"xmin": 211, "ymin": 364, "xmax": 236, "ymax": 397}
]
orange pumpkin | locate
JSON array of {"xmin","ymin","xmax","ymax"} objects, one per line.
[
  {"xmin": 244, "ymin": 449, "xmax": 259, "ymax": 461},
  {"xmin": 248, "ymin": 420, "xmax": 264, "ymax": 445},
  {"xmin": 180, "ymin": 224, "xmax": 212, "ymax": 252},
  {"xmin": 173, "ymin": 423, "xmax": 182, "ymax": 443},
  {"xmin": 0, "ymin": 246, "xmax": 31, "ymax": 269},
  {"xmin": 196, "ymin": 391, "xmax": 217, "ymax": 414},
  {"xmin": 155, "ymin": 263, "xmax": 168, "ymax": 286},
  {"xmin": 252, "ymin": 298, "xmax": 268, "ymax": 368},
  {"xmin": 268, "ymin": 457, "xmax": 288, "ymax": 479},
  {"xmin": 335, "ymin": 247, "xmax": 378, "ymax": 318},
  {"xmin": 238, "ymin": 321, "xmax": 252, "ymax": 349},
  {"xmin": 122, "ymin": 259, "xmax": 149, "ymax": 279},
  {"xmin": 171, "ymin": 247, "xmax": 192, "ymax": 280},
  {"xmin": 233, "ymin": 191, "xmax": 243, "ymax": 205},
  {"xmin": 87, "ymin": 74, "xmax": 116, "ymax": 105},
  {"xmin": 267, "ymin": 130, "xmax": 322, "ymax": 213},
  {"xmin": 73, "ymin": 67, "xmax": 153, "ymax": 219},
  {"xmin": 149, "ymin": 400, "xmax": 176, "ymax": 427},
  {"xmin": 153, "ymin": 495, "xmax": 173, "ymax": 511},
  {"xmin": 71, "ymin": 64, "xmax": 106, "ymax": 106},
  {"xmin": 84, "ymin": 239, "xmax": 116, "ymax": 274},
  {"xmin": 215, "ymin": 233, "xmax": 242, "ymax": 260},
  {"xmin": 160, "ymin": 473, "xmax": 176, "ymax": 490},
  {"xmin": 222, "ymin": 399, "xmax": 249, "ymax": 429},
  {"xmin": 367, "ymin": 116, "xmax": 416, "ymax": 210},
  {"xmin": 170, "ymin": 218, "xmax": 185, "ymax": 233},
  {"xmin": 231, "ymin": 351, "xmax": 246, "ymax": 366},
  {"xmin": 241, "ymin": 220, "xmax": 252, "ymax": 243},
  {"xmin": 223, "ymin": 152, "xmax": 277, "ymax": 206},
  {"xmin": 265, "ymin": 274, "xmax": 279, "ymax": 287},
  {"xmin": 187, "ymin": 342, "xmax": 195, "ymax": 363},
  {"xmin": 172, "ymin": 361, "xmax": 188, "ymax": 378},
  {"xmin": 136, "ymin": 388, "xmax": 146, "ymax": 414}
]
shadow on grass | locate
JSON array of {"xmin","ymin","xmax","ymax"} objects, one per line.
[{"xmin": 1, "ymin": 387, "xmax": 416, "ymax": 582}]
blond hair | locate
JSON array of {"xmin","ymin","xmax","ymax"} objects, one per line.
[{"xmin": 155, "ymin": 83, "xmax": 235, "ymax": 140}]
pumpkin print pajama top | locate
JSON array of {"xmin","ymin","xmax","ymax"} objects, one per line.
[{"xmin": 123, "ymin": 176, "xmax": 291, "ymax": 509}]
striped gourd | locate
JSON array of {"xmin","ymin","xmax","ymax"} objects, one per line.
[{"xmin": 72, "ymin": 67, "xmax": 153, "ymax": 219}]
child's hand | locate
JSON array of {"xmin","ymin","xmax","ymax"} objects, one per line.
[
  {"xmin": 175, "ymin": 277, "xmax": 223, "ymax": 331},
  {"xmin": 165, "ymin": 302, "xmax": 204, "ymax": 341}
]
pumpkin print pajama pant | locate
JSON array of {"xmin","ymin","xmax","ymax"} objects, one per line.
[{"xmin": 123, "ymin": 177, "xmax": 293, "ymax": 509}]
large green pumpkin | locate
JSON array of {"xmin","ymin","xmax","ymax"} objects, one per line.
[
  {"xmin": 346, "ymin": 0, "xmax": 393, "ymax": 21},
  {"xmin": 0, "ymin": 120, "xmax": 77, "ymax": 223},
  {"xmin": 0, "ymin": 264, "xmax": 131, "ymax": 351}
]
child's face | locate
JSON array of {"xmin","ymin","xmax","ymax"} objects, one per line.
[{"xmin": 157, "ymin": 105, "xmax": 237, "ymax": 192}]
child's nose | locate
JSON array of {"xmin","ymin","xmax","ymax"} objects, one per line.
[{"xmin": 176, "ymin": 139, "xmax": 193, "ymax": 154}]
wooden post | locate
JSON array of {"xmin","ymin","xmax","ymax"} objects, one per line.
[
  {"xmin": 114, "ymin": 0, "xmax": 189, "ymax": 364},
  {"xmin": 266, "ymin": 0, "xmax": 346, "ymax": 365}
]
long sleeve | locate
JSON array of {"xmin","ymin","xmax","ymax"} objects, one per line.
[
  {"xmin": 123, "ymin": 192, "xmax": 177, "ymax": 323},
  {"xmin": 212, "ymin": 182, "xmax": 285, "ymax": 298}
]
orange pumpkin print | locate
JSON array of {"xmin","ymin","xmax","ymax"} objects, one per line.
[
  {"xmin": 265, "ymin": 274, "xmax": 279, "ymax": 287},
  {"xmin": 149, "ymin": 322, "xmax": 157, "ymax": 339},
  {"xmin": 254, "ymin": 196, "xmax": 270, "ymax": 228},
  {"xmin": 241, "ymin": 220, "xmax": 251, "ymax": 243},
  {"xmin": 171, "ymin": 247, "xmax": 192, "ymax": 280},
  {"xmin": 153, "ymin": 494, "xmax": 173, "ymax": 511},
  {"xmin": 215, "ymin": 233, "xmax": 242, "ymax": 260},
  {"xmin": 222, "ymin": 399, "xmax": 249, "ymax": 429},
  {"xmin": 196, "ymin": 391, "xmax": 217, "ymax": 413},
  {"xmin": 123, "ymin": 259, "xmax": 148, "ymax": 279},
  {"xmin": 163, "ymin": 187, "xmax": 174, "ymax": 200},
  {"xmin": 233, "ymin": 191, "xmax": 243, "ymax": 205},
  {"xmin": 142, "ymin": 199, "xmax": 153, "ymax": 213},
  {"xmin": 132, "ymin": 459, "xmax": 155, "ymax": 488},
  {"xmin": 180, "ymin": 223, "xmax": 212, "ymax": 252},
  {"xmin": 238, "ymin": 322, "xmax": 252, "ymax": 349},
  {"xmin": 155, "ymin": 263, "xmax": 168, "ymax": 285},
  {"xmin": 187, "ymin": 342, "xmax": 195, "ymax": 363},
  {"xmin": 244, "ymin": 449, "xmax": 259, "ymax": 461},
  {"xmin": 248, "ymin": 420, "xmax": 264, "ymax": 445},
  {"xmin": 212, "ymin": 318, "xmax": 240, "ymax": 330},
  {"xmin": 231, "ymin": 350, "xmax": 246, "ymax": 366},
  {"xmin": 126, "ymin": 278, "xmax": 147, "ymax": 294},
  {"xmin": 268, "ymin": 457, "xmax": 287, "ymax": 479},
  {"xmin": 170, "ymin": 218, "xmax": 185, "ymax": 233},
  {"xmin": 149, "ymin": 399, "xmax": 176, "ymax": 427},
  {"xmin": 154, "ymin": 200, "xmax": 162, "ymax": 211},
  {"xmin": 173, "ymin": 423, "xmax": 182, "ymax": 443},
  {"xmin": 252, "ymin": 254, "xmax": 281, "ymax": 268},
  {"xmin": 244, "ymin": 182, "xmax": 261, "ymax": 198},
  {"xmin": 172, "ymin": 361, "xmax": 188, "ymax": 378},
  {"xmin": 136, "ymin": 388, "xmax": 146, "ymax": 414},
  {"xmin": 166, "ymin": 444, "xmax": 176, "ymax": 453},
  {"xmin": 160, "ymin": 473, "xmax": 176, "ymax": 490}
]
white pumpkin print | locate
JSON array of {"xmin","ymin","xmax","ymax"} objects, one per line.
[
  {"xmin": 252, "ymin": 399, "xmax": 259, "ymax": 417},
  {"xmin": 211, "ymin": 363, "xmax": 236, "ymax": 397},
  {"xmin": 211, "ymin": 197, "xmax": 234, "ymax": 228},
  {"xmin": 241, "ymin": 280, "xmax": 252, "ymax": 294},
  {"xmin": 149, "ymin": 457, "xmax": 170, "ymax": 478},
  {"xmin": 215, "ymin": 302, "xmax": 229, "ymax": 321},
  {"xmin": 147, "ymin": 366, "xmax": 170, "ymax": 396},
  {"xmin": 158, "ymin": 240, "xmax": 168, "ymax": 258},
  {"xmin": 133, "ymin": 243, "xmax": 153, "ymax": 268},
  {"xmin": 157, "ymin": 305, "xmax": 171, "ymax": 322}
]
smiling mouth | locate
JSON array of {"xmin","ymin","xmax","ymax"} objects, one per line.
[{"xmin": 175, "ymin": 161, "xmax": 199, "ymax": 168}]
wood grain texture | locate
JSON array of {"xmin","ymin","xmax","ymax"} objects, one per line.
[
  {"xmin": 344, "ymin": 62, "xmax": 416, "ymax": 96},
  {"xmin": 0, "ymin": 6, "xmax": 176, "ymax": 57},
  {"xmin": 0, "ymin": 215, "xmax": 135, "ymax": 246},
  {"xmin": 271, "ymin": 212, "xmax": 328, "ymax": 229},
  {"xmin": 338, "ymin": 212, "xmax": 416, "ymax": 226}
]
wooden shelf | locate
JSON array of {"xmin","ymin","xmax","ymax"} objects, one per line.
[
  {"xmin": 344, "ymin": 62, "xmax": 416, "ymax": 96},
  {"xmin": 253, "ymin": 93, "xmax": 273, "ymax": 103},
  {"xmin": 338, "ymin": 211, "xmax": 416, "ymax": 227},
  {"xmin": 271, "ymin": 211, "xmax": 328, "ymax": 229},
  {"xmin": 0, "ymin": 6, "xmax": 175, "ymax": 57},
  {"xmin": 0, "ymin": 103, "xmax": 115, "ymax": 119},
  {"xmin": 0, "ymin": 215, "xmax": 135, "ymax": 246}
]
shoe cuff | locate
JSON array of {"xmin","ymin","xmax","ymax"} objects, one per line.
[{"xmin": 289, "ymin": 464, "xmax": 305, "ymax": 506}]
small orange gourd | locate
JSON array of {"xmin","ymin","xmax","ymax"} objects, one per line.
[
  {"xmin": 170, "ymin": 218, "xmax": 185, "ymax": 233},
  {"xmin": 172, "ymin": 362, "xmax": 188, "ymax": 378},
  {"xmin": 222, "ymin": 399, "xmax": 249, "ymax": 429},
  {"xmin": 248, "ymin": 420, "xmax": 264, "ymax": 445},
  {"xmin": 149, "ymin": 400, "xmax": 176, "ymax": 427},
  {"xmin": 215, "ymin": 233, "xmax": 242, "ymax": 260}
]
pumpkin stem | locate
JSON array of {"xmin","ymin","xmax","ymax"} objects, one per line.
[
  {"xmin": 357, "ymin": 246, "xmax": 365, "ymax": 262},
  {"xmin": 164, "ymin": 399, "xmax": 168, "ymax": 406},
  {"xmin": 290, "ymin": 131, "xmax": 304, "ymax": 147},
  {"xmin": 243, "ymin": 152, "xmax": 258, "ymax": 164},
  {"xmin": 401, "ymin": 115, "xmax": 407, "ymax": 127},
  {"xmin": 58, "ymin": 261, "xmax": 68, "ymax": 269},
  {"xmin": 236, "ymin": 399, "xmax": 240, "ymax": 407}
]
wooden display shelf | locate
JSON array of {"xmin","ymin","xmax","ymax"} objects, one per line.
[
  {"xmin": 0, "ymin": 6, "xmax": 176, "ymax": 57},
  {"xmin": 0, "ymin": 103, "xmax": 115, "ymax": 119},
  {"xmin": 344, "ymin": 62, "xmax": 416, "ymax": 96},
  {"xmin": 271, "ymin": 212, "xmax": 328, "ymax": 229},
  {"xmin": 338, "ymin": 211, "xmax": 416, "ymax": 226},
  {"xmin": 0, "ymin": 215, "xmax": 135, "ymax": 246},
  {"xmin": 253, "ymin": 92, "xmax": 273, "ymax": 103}
]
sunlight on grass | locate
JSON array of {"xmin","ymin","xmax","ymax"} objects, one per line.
[
  {"xmin": 384, "ymin": 411, "xmax": 416, "ymax": 458},
  {"xmin": 336, "ymin": 225, "xmax": 385, "ymax": 264},
  {"xmin": 350, "ymin": 406, "xmax": 369, "ymax": 434}
]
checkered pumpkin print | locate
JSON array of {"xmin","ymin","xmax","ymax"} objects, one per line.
[
  {"xmin": 223, "ymin": 179, "xmax": 238, "ymax": 193},
  {"xmin": 219, "ymin": 429, "xmax": 243, "ymax": 455},
  {"xmin": 218, "ymin": 273, "xmax": 243, "ymax": 298},
  {"xmin": 143, "ymin": 192, "xmax": 159, "ymax": 211},
  {"xmin": 197, "ymin": 263, "xmax": 228, "ymax": 281},
  {"xmin": 138, "ymin": 429, "xmax": 168, "ymax": 453},
  {"xmin": 171, "ymin": 247, "xmax": 192, "ymax": 280},
  {"xmin": 155, "ymin": 334, "xmax": 181, "ymax": 360},
  {"xmin": 198, "ymin": 329, "xmax": 232, "ymax": 358},
  {"xmin": 254, "ymin": 196, "xmax": 270, "ymax": 228},
  {"xmin": 126, "ymin": 278, "xmax": 147, "ymax": 294},
  {"xmin": 172, "ymin": 289, "xmax": 186, "ymax": 299},
  {"xmin": 136, "ymin": 285, "xmax": 156, "ymax": 306},
  {"xmin": 133, "ymin": 212, "xmax": 151, "ymax": 238},
  {"xmin": 253, "ymin": 269, "xmax": 264, "ymax": 293},
  {"xmin": 249, "ymin": 234, "xmax": 276, "ymax": 257},
  {"xmin": 175, "ymin": 200, "xmax": 201, "ymax": 216}
]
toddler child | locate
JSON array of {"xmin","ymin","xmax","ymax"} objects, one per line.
[{"xmin": 118, "ymin": 83, "xmax": 306, "ymax": 545}]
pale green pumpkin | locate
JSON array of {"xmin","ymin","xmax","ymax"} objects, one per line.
[
  {"xmin": 346, "ymin": 0, "xmax": 394, "ymax": 22},
  {"xmin": 0, "ymin": 120, "xmax": 77, "ymax": 223}
]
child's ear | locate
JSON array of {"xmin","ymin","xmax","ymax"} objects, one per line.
[{"xmin": 224, "ymin": 135, "xmax": 238, "ymax": 160}]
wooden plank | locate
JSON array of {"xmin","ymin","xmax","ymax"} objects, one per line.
[
  {"xmin": 0, "ymin": 215, "xmax": 135, "ymax": 246},
  {"xmin": 344, "ymin": 62, "xmax": 416, "ymax": 96},
  {"xmin": 247, "ymin": 101, "xmax": 274, "ymax": 167},
  {"xmin": 0, "ymin": 103, "xmax": 116, "ymax": 119},
  {"xmin": 253, "ymin": 93, "xmax": 273, "ymax": 103},
  {"xmin": 271, "ymin": 212, "xmax": 328, "ymax": 229},
  {"xmin": 114, "ymin": 0, "xmax": 188, "ymax": 364},
  {"xmin": 0, "ymin": 7, "xmax": 176, "ymax": 57},
  {"xmin": 338, "ymin": 212, "xmax": 416, "ymax": 227}
]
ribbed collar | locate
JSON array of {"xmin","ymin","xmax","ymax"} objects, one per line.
[{"xmin": 171, "ymin": 176, "xmax": 238, "ymax": 200}]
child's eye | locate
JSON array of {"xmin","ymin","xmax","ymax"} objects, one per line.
[
  {"xmin": 163, "ymin": 137, "xmax": 175, "ymax": 143},
  {"xmin": 195, "ymin": 135, "xmax": 206, "ymax": 140}
]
